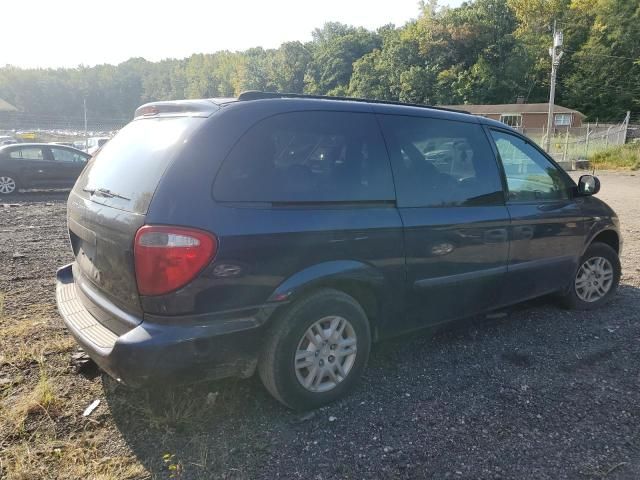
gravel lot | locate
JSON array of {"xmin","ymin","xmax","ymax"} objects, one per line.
[{"xmin": 1, "ymin": 171, "xmax": 639, "ymax": 479}]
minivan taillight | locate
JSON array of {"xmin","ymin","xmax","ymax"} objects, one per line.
[{"xmin": 134, "ymin": 225, "xmax": 217, "ymax": 296}]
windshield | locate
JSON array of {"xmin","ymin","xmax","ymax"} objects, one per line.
[{"xmin": 75, "ymin": 116, "xmax": 202, "ymax": 214}]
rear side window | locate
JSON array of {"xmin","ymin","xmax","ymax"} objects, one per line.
[
  {"xmin": 213, "ymin": 111, "xmax": 395, "ymax": 203},
  {"xmin": 50, "ymin": 148, "xmax": 87, "ymax": 164},
  {"xmin": 76, "ymin": 117, "xmax": 201, "ymax": 214},
  {"xmin": 378, "ymin": 115, "xmax": 504, "ymax": 208},
  {"xmin": 10, "ymin": 147, "xmax": 43, "ymax": 160}
]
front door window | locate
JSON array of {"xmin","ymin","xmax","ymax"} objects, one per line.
[{"xmin": 491, "ymin": 130, "xmax": 569, "ymax": 202}]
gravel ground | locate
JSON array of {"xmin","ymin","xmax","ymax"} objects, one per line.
[{"xmin": 1, "ymin": 172, "xmax": 639, "ymax": 479}]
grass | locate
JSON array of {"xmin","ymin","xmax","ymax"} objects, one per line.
[
  {"xmin": 0, "ymin": 303, "xmax": 244, "ymax": 479},
  {"xmin": 0, "ymin": 319, "xmax": 75, "ymax": 369},
  {"xmin": 133, "ymin": 389, "xmax": 214, "ymax": 433},
  {"xmin": 3, "ymin": 362, "xmax": 61, "ymax": 435},
  {"xmin": 2, "ymin": 438, "xmax": 148, "ymax": 480},
  {"xmin": 589, "ymin": 143, "xmax": 640, "ymax": 170},
  {"xmin": 0, "ymin": 336, "xmax": 148, "ymax": 480}
]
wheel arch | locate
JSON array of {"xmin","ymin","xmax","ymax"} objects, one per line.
[
  {"xmin": 587, "ymin": 228, "xmax": 620, "ymax": 255},
  {"xmin": 267, "ymin": 260, "xmax": 391, "ymax": 341}
]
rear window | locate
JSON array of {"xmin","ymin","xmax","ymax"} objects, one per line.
[
  {"xmin": 213, "ymin": 111, "xmax": 395, "ymax": 203},
  {"xmin": 75, "ymin": 117, "xmax": 201, "ymax": 214}
]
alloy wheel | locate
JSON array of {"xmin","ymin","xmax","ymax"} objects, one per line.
[
  {"xmin": 0, "ymin": 176, "xmax": 16, "ymax": 194},
  {"xmin": 294, "ymin": 315, "xmax": 358, "ymax": 393},
  {"xmin": 575, "ymin": 256, "xmax": 614, "ymax": 302}
]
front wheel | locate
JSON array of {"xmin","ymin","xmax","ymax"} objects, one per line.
[
  {"xmin": 559, "ymin": 242, "xmax": 621, "ymax": 310},
  {"xmin": 258, "ymin": 289, "xmax": 371, "ymax": 410}
]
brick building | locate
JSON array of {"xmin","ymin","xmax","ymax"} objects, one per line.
[{"xmin": 441, "ymin": 103, "xmax": 585, "ymax": 130}]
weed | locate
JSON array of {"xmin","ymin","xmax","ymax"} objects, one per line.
[
  {"xmin": 589, "ymin": 143, "xmax": 640, "ymax": 170},
  {"xmin": 136, "ymin": 389, "xmax": 212, "ymax": 433},
  {"xmin": 163, "ymin": 453, "xmax": 183, "ymax": 479}
]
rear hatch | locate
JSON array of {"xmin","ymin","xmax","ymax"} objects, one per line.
[{"xmin": 68, "ymin": 111, "xmax": 211, "ymax": 322}]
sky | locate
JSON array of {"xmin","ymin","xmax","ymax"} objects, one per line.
[{"xmin": 0, "ymin": 0, "xmax": 463, "ymax": 69}]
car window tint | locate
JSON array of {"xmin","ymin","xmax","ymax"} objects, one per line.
[
  {"xmin": 51, "ymin": 148, "xmax": 86, "ymax": 163},
  {"xmin": 9, "ymin": 147, "xmax": 43, "ymax": 160},
  {"xmin": 213, "ymin": 111, "xmax": 395, "ymax": 203},
  {"xmin": 75, "ymin": 116, "xmax": 203, "ymax": 214},
  {"xmin": 490, "ymin": 130, "xmax": 569, "ymax": 202},
  {"xmin": 378, "ymin": 115, "xmax": 504, "ymax": 207}
]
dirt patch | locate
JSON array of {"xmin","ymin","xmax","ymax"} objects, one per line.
[{"xmin": 1, "ymin": 173, "xmax": 640, "ymax": 479}]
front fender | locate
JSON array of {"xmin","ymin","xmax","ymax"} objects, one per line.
[
  {"xmin": 583, "ymin": 223, "xmax": 622, "ymax": 256},
  {"xmin": 580, "ymin": 197, "xmax": 621, "ymax": 255}
]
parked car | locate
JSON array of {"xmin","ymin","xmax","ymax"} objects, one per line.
[
  {"xmin": 56, "ymin": 92, "xmax": 622, "ymax": 410},
  {"xmin": 86, "ymin": 136, "xmax": 110, "ymax": 155},
  {"xmin": 0, "ymin": 135, "xmax": 17, "ymax": 145},
  {"xmin": 0, "ymin": 143, "xmax": 90, "ymax": 195}
]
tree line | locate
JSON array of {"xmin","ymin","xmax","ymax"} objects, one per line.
[{"xmin": 0, "ymin": 0, "xmax": 638, "ymax": 123}]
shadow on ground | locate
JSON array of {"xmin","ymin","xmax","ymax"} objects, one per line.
[{"xmin": 104, "ymin": 286, "xmax": 640, "ymax": 479}]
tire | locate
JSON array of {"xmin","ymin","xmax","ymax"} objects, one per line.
[
  {"xmin": 0, "ymin": 175, "xmax": 19, "ymax": 195},
  {"xmin": 559, "ymin": 242, "xmax": 621, "ymax": 310},
  {"xmin": 258, "ymin": 288, "xmax": 371, "ymax": 410}
]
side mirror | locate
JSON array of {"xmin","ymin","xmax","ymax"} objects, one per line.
[{"xmin": 578, "ymin": 175, "xmax": 600, "ymax": 196}]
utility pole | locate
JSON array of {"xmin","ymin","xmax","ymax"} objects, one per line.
[
  {"xmin": 83, "ymin": 97, "xmax": 88, "ymax": 150},
  {"xmin": 544, "ymin": 21, "xmax": 563, "ymax": 153}
]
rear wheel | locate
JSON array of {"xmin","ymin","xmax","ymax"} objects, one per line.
[
  {"xmin": 258, "ymin": 289, "xmax": 371, "ymax": 410},
  {"xmin": 559, "ymin": 242, "xmax": 620, "ymax": 310},
  {"xmin": 0, "ymin": 175, "xmax": 18, "ymax": 195}
]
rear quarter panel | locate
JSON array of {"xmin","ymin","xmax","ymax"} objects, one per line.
[{"xmin": 142, "ymin": 203, "xmax": 406, "ymax": 330}]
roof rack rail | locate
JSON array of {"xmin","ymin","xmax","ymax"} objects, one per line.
[{"xmin": 237, "ymin": 91, "xmax": 470, "ymax": 114}]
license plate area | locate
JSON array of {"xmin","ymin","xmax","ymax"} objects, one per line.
[{"xmin": 69, "ymin": 217, "xmax": 98, "ymax": 278}]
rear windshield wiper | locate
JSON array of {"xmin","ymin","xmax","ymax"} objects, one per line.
[{"xmin": 83, "ymin": 187, "xmax": 131, "ymax": 201}]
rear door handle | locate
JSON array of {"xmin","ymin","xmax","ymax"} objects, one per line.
[
  {"xmin": 484, "ymin": 228, "xmax": 508, "ymax": 243},
  {"xmin": 330, "ymin": 231, "xmax": 370, "ymax": 243}
]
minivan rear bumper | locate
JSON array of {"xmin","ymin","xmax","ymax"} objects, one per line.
[{"xmin": 56, "ymin": 264, "xmax": 269, "ymax": 387}]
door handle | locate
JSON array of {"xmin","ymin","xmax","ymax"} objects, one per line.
[
  {"xmin": 483, "ymin": 228, "xmax": 508, "ymax": 243},
  {"xmin": 329, "ymin": 232, "xmax": 370, "ymax": 243}
]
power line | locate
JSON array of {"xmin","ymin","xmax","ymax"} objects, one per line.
[
  {"xmin": 558, "ymin": 80, "xmax": 640, "ymax": 95},
  {"xmin": 563, "ymin": 49, "xmax": 639, "ymax": 61}
]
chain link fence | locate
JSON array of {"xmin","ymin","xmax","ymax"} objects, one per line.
[
  {"xmin": 625, "ymin": 113, "xmax": 640, "ymax": 143},
  {"xmin": 0, "ymin": 112, "xmax": 128, "ymax": 145},
  {"xmin": 519, "ymin": 112, "xmax": 632, "ymax": 170}
]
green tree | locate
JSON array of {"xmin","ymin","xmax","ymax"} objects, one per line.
[
  {"xmin": 0, "ymin": 0, "xmax": 637, "ymax": 122},
  {"xmin": 269, "ymin": 42, "xmax": 312, "ymax": 93},
  {"xmin": 563, "ymin": 0, "xmax": 640, "ymax": 120},
  {"xmin": 305, "ymin": 23, "xmax": 381, "ymax": 94}
]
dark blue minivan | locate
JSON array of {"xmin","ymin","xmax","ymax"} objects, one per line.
[{"xmin": 56, "ymin": 92, "xmax": 622, "ymax": 409}]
